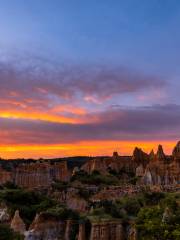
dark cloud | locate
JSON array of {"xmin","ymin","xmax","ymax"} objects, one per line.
[{"xmin": 1, "ymin": 104, "xmax": 180, "ymax": 145}]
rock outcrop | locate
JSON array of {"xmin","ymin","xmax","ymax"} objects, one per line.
[
  {"xmin": 25, "ymin": 213, "xmax": 66, "ymax": 240},
  {"xmin": 81, "ymin": 142, "xmax": 180, "ymax": 186},
  {"xmin": 10, "ymin": 210, "xmax": 26, "ymax": 235},
  {"xmin": 162, "ymin": 207, "xmax": 172, "ymax": 223},
  {"xmin": 0, "ymin": 206, "xmax": 10, "ymax": 223},
  {"xmin": 172, "ymin": 141, "xmax": 180, "ymax": 160},
  {"xmin": 81, "ymin": 153, "xmax": 134, "ymax": 176},
  {"xmin": 89, "ymin": 220, "xmax": 124, "ymax": 240},
  {"xmin": 149, "ymin": 150, "xmax": 155, "ymax": 160},
  {"xmin": 67, "ymin": 197, "xmax": 88, "ymax": 213},
  {"xmin": 0, "ymin": 166, "xmax": 12, "ymax": 185},
  {"xmin": 78, "ymin": 223, "xmax": 86, "ymax": 240},
  {"xmin": 141, "ymin": 141, "xmax": 180, "ymax": 185},
  {"xmin": 127, "ymin": 225, "xmax": 137, "ymax": 240},
  {"xmin": 156, "ymin": 145, "xmax": 166, "ymax": 162},
  {"xmin": 132, "ymin": 148, "xmax": 149, "ymax": 167},
  {"xmin": 135, "ymin": 164, "xmax": 144, "ymax": 177},
  {"xmin": 14, "ymin": 161, "xmax": 69, "ymax": 189},
  {"xmin": 81, "ymin": 158, "xmax": 110, "ymax": 175}
]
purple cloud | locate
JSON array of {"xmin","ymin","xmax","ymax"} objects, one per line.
[
  {"xmin": 0, "ymin": 58, "xmax": 166, "ymax": 112},
  {"xmin": 0, "ymin": 104, "xmax": 180, "ymax": 145}
]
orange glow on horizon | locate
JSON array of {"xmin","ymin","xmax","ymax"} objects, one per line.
[{"xmin": 0, "ymin": 140, "xmax": 176, "ymax": 159}]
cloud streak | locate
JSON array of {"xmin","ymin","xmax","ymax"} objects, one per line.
[{"xmin": 0, "ymin": 104, "xmax": 180, "ymax": 146}]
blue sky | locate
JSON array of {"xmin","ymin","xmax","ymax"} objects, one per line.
[
  {"xmin": 1, "ymin": 0, "xmax": 180, "ymax": 72},
  {"xmin": 0, "ymin": 0, "xmax": 180, "ymax": 157}
]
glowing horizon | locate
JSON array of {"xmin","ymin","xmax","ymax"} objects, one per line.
[{"xmin": 0, "ymin": 140, "xmax": 177, "ymax": 159}]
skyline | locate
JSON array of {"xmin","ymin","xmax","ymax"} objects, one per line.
[{"xmin": 1, "ymin": 1, "xmax": 180, "ymax": 158}]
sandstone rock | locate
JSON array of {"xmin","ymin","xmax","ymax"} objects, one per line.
[
  {"xmin": 67, "ymin": 196, "xmax": 88, "ymax": 213},
  {"xmin": 162, "ymin": 207, "xmax": 172, "ymax": 223},
  {"xmin": 14, "ymin": 161, "xmax": 69, "ymax": 189},
  {"xmin": 128, "ymin": 225, "xmax": 137, "ymax": 240},
  {"xmin": 10, "ymin": 210, "xmax": 26, "ymax": 235},
  {"xmin": 78, "ymin": 223, "xmax": 86, "ymax": 240},
  {"xmin": 135, "ymin": 164, "xmax": 144, "ymax": 177},
  {"xmin": 116, "ymin": 223, "xmax": 125, "ymax": 240},
  {"xmin": 81, "ymin": 158, "xmax": 108, "ymax": 175},
  {"xmin": 142, "ymin": 169, "xmax": 153, "ymax": 185},
  {"xmin": 29, "ymin": 213, "xmax": 40, "ymax": 231},
  {"xmin": 65, "ymin": 219, "xmax": 73, "ymax": 240},
  {"xmin": 141, "ymin": 142, "xmax": 180, "ymax": 185},
  {"xmin": 149, "ymin": 150, "xmax": 155, "ymax": 160},
  {"xmin": 89, "ymin": 220, "xmax": 124, "ymax": 240},
  {"xmin": 132, "ymin": 148, "xmax": 149, "ymax": 167},
  {"xmin": 113, "ymin": 152, "xmax": 119, "ymax": 158},
  {"xmin": 72, "ymin": 166, "xmax": 80, "ymax": 176},
  {"xmin": 0, "ymin": 207, "xmax": 10, "ymax": 222},
  {"xmin": 172, "ymin": 141, "xmax": 180, "ymax": 159},
  {"xmin": 0, "ymin": 166, "xmax": 12, "ymax": 185},
  {"xmin": 26, "ymin": 212, "xmax": 65, "ymax": 240},
  {"xmin": 156, "ymin": 145, "xmax": 166, "ymax": 162},
  {"xmin": 81, "ymin": 155, "xmax": 134, "ymax": 177}
]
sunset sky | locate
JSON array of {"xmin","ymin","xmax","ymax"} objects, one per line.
[{"xmin": 0, "ymin": 1, "xmax": 180, "ymax": 158}]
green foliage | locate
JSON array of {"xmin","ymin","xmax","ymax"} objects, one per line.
[
  {"xmin": 2, "ymin": 182, "xmax": 19, "ymax": 189},
  {"xmin": 77, "ymin": 188, "xmax": 92, "ymax": 200},
  {"xmin": 160, "ymin": 194, "xmax": 179, "ymax": 211},
  {"xmin": 0, "ymin": 224, "xmax": 23, "ymax": 240},
  {"xmin": 71, "ymin": 170, "xmax": 119, "ymax": 185},
  {"xmin": 117, "ymin": 197, "xmax": 142, "ymax": 216},
  {"xmin": 136, "ymin": 193, "xmax": 180, "ymax": 240},
  {"xmin": 99, "ymin": 200, "xmax": 128, "ymax": 220},
  {"xmin": 0, "ymin": 189, "xmax": 56, "ymax": 225},
  {"xmin": 51, "ymin": 180, "xmax": 69, "ymax": 191},
  {"xmin": 172, "ymin": 229, "xmax": 180, "ymax": 240},
  {"xmin": 90, "ymin": 191, "xmax": 180, "ymax": 240},
  {"xmin": 142, "ymin": 191, "xmax": 165, "ymax": 205},
  {"xmin": 129, "ymin": 176, "xmax": 140, "ymax": 185},
  {"xmin": 136, "ymin": 206, "xmax": 164, "ymax": 239},
  {"xmin": 45, "ymin": 206, "xmax": 80, "ymax": 220}
]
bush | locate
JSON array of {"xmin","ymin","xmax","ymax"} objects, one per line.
[
  {"xmin": 51, "ymin": 181, "xmax": 69, "ymax": 191},
  {"xmin": 0, "ymin": 224, "xmax": 23, "ymax": 240},
  {"xmin": 71, "ymin": 170, "xmax": 119, "ymax": 186},
  {"xmin": 0, "ymin": 189, "xmax": 56, "ymax": 225},
  {"xmin": 142, "ymin": 191, "xmax": 165, "ymax": 205},
  {"xmin": 45, "ymin": 206, "xmax": 80, "ymax": 220},
  {"xmin": 136, "ymin": 206, "xmax": 180, "ymax": 240},
  {"xmin": 115, "ymin": 196, "xmax": 142, "ymax": 217}
]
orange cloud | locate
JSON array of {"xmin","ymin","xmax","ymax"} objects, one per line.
[
  {"xmin": 51, "ymin": 104, "xmax": 87, "ymax": 115},
  {"xmin": 0, "ymin": 105, "xmax": 99, "ymax": 124},
  {"xmin": 0, "ymin": 111, "xmax": 77, "ymax": 124}
]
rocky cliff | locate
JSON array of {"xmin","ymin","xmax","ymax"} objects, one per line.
[
  {"xmin": 80, "ymin": 141, "xmax": 180, "ymax": 186},
  {"xmin": 0, "ymin": 142, "xmax": 179, "ymax": 188},
  {"xmin": 89, "ymin": 219, "xmax": 125, "ymax": 240},
  {"xmin": 25, "ymin": 213, "xmax": 67, "ymax": 240},
  {"xmin": 0, "ymin": 161, "xmax": 69, "ymax": 189},
  {"xmin": 81, "ymin": 154, "xmax": 134, "ymax": 176},
  {"xmin": 0, "ymin": 166, "xmax": 12, "ymax": 184},
  {"xmin": 141, "ymin": 143, "xmax": 180, "ymax": 185},
  {"xmin": 15, "ymin": 161, "xmax": 69, "ymax": 188}
]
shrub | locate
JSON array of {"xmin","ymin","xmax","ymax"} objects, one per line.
[{"xmin": 0, "ymin": 224, "xmax": 23, "ymax": 240}]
